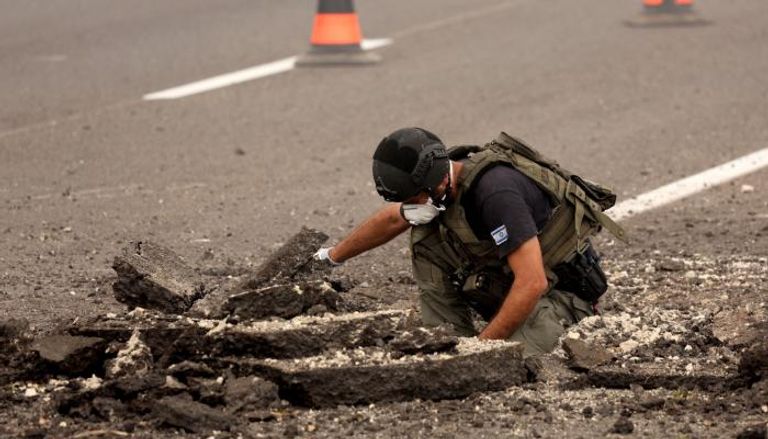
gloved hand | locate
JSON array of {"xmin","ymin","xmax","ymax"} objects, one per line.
[{"xmin": 313, "ymin": 247, "xmax": 342, "ymax": 266}]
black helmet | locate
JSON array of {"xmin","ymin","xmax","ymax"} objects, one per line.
[{"xmin": 372, "ymin": 128, "xmax": 449, "ymax": 202}]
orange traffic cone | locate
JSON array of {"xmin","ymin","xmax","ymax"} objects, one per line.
[
  {"xmin": 625, "ymin": 0, "xmax": 709, "ymax": 27},
  {"xmin": 295, "ymin": 0, "xmax": 380, "ymax": 66}
]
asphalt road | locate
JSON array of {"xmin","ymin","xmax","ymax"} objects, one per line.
[{"xmin": 1, "ymin": 0, "xmax": 767, "ymax": 326}]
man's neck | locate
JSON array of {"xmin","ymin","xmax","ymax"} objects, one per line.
[{"xmin": 449, "ymin": 160, "xmax": 464, "ymax": 194}]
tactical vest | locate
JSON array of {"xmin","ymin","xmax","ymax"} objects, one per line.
[{"xmin": 437, "ymin": 132, "xmax": 628, "ymax": 285}]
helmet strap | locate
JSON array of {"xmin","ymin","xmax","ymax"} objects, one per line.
[{"xmin": 430, "ymin": 161, "xmax": 454, "ymax": 209}]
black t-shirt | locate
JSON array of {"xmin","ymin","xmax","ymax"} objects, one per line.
[{"xmin": 462, "ymin": 163, "xmax": 554, "ymax": 258}]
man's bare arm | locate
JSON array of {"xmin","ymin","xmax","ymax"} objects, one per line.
[
  {"xmin": 328, "ymin": 203, "xmax": 411, "ymax": 263},
  {"xmin": 478, "ymin": 236, "xmax": 549, "ymax": 340}
]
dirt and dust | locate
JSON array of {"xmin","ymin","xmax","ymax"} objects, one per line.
[{"xmin": 1, "ymin": 217, "xmax": 767, "ymax": 438}]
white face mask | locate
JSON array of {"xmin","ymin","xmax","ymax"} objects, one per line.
[
  {"xmin": 400, "ymin": 199, "xmax": 446, "ymax": 225},
  {"xmin": 399, "ymin": 162, "xmax": 454, "ymax": 226}
]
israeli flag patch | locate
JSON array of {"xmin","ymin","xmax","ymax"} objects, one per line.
[{"xmin": 491, "ymin": 225, "xmax": 509, "ymax": 246}]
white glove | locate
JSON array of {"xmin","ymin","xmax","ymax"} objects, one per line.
[{"xmin": 313, "ymin": 247, "xmax": 342, "ymax": 266}]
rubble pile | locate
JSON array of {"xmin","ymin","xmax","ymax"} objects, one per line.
[
  {"xmin": 2, "ymin": 236, "xmax": 766, "ymax": 437},
  {"xmin": 0, "ymin": 228, "xmax": 529, "ymax": 435},
  {"xmin": 528, "ymin": 296, "xmax": 739, "ymax": 390},
  {"xmin": 524, "ymin": 253, "xmax": 768, "ymax": 435}
]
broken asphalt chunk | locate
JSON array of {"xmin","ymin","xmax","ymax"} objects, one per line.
[
  {"xmin": 112, "ymin": 241, "xmax": 207, "ymax": 314},
  {"xmin": 69, "ymin": 314, "xmax": 209, "ymax": 364},
  {"xmin": 223, "ymin": 280, "xmax": 340, "ymax": 321},
  {"xmin": 153, "ymin": 394, "xmax": 236, "ymax": 433},
  {"xmin": 234, "ymin": 227, "xmax": 329, "ymax": 292},
  {"xmin": 73, "ymin": 310, "xmax": 409, "ymax": 361},
  {"xmin": 230, "ymin": 338, "xmax": 527, "ymax": 408},
  {"xmin": 31, "ymin": 335, "xmax": 107, "ymax": 376},
  {"xmin": 209, "ymin": 310, "xmax": 409, "ymax": 359},
  {"xmin": 562, "ymin": 338, "xmax": 613, "ymax": 371},
  {"xmin": 224, "ymin": 376, "xmax": 280, "ymax": 413},
  {"xmin": 389, "ymin": 326, "xmax": 458, "ymax": 355}
]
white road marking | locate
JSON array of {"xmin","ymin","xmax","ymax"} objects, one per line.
[
  {"xmin": 609, "ymin": 147, "xmax": 768, "ymax": 221},
  {"xmin": 143, "ymin": 38, "xmax": 393, "ymax": 101},
  {"xmin": 143, "ymin": 57, "xmax": 297, "ymax": 100},
  {"xmin": 360, "ymin": 38, "xmax": 393, "ymax": 51}
]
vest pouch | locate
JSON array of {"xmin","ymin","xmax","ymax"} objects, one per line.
[
  {"xmin": 552, "ymin": 244, "xmax": 607, "ymax": 303},
  {"xmin": 460, "ymin": 270, "xmax": 512, "ymax": 321}
]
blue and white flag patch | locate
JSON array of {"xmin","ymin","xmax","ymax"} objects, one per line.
[{"xmin": 491, "ymin": 225, "xmax": 509, "ymax": 246}]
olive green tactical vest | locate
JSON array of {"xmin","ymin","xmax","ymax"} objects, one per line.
[{"xmin": 437, "ymin": 132, "xmax": 628, "ymax": 283}]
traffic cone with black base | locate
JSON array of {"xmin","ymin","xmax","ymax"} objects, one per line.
[
  {"xmin": 625, "ymin": 0, "xmax": 710, "ymax": 28},
  {"xmin": 296, "ymin": 0, "xmax": 380, "ymax": 66}
]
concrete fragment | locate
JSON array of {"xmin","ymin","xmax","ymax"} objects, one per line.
[
  {"xmin": 618, "ymin": 339, "xmax": 640, "ymax": 353},
  {"xmin": 153, "ymin": 395, "xmax": 236, "ymax": 433},
  {"xmin": 233, "ymin": 338, "xmax": 527, "ymax": 408},
  {"xmin": 389, "ymin": 326, "xmax": 458, "ymax": 355},
  {"xmin": 562, "ymin": 338, "xmax": 613, "ymax": 371},
  {"xmin": 223, "ymin": 280, "xmax": 340, "ymax": 320},
  {"xmin": 112, "ymin": 241, "xmax": 207, "ymax": 314},
  {"xmin": 210, "ymin": 310, "xmax": 408, "ymax": 359},
  {"xmin": 164, "ymin": 375, "xmax": 187, "ymax": 390},
  {"xmin": 81, "ymin": 376, "xmax": 103, "ymax": 391},
  {"xmin": 69, "ymin": 315, "xmax": 209, "ymax": 363},
  {"xmin": 105, "ymin": 330, "xmax": 153, "ymax": 379},
  {"xmin": 224, "ymin": 376, "xmax": 280, "ymax": 413},
  {"xmin": 235, "ymin": 227, "xmax": 329, "ymax": 292},
  {"xmin": 31, "ymin": 335, "xmax": 107, "ymax": 376}
]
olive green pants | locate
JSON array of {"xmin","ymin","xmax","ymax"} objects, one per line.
[{"xmin": 411, "ymin": 224, "xmax": 594, "ymax": 358}]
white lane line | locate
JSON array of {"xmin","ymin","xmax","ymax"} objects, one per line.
[
  {"xmin": 360, "ymin": 38, "xmax": 392, "ymax": 51},
  {"xmin": 144, "ymin": 57, "xmax": 297, "ymax": 100},
  {"xmin": 143, "ymin": 38, "xmax": 393, "ymax": 101},
  {"xmin": 609, "ymin": 147, "xmax": 768, "ymax": 221}
]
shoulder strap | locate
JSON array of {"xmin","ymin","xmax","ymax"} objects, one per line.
[{"xmin": 442, "ymin": 149, "xmax": 508, "ymax": 245}]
